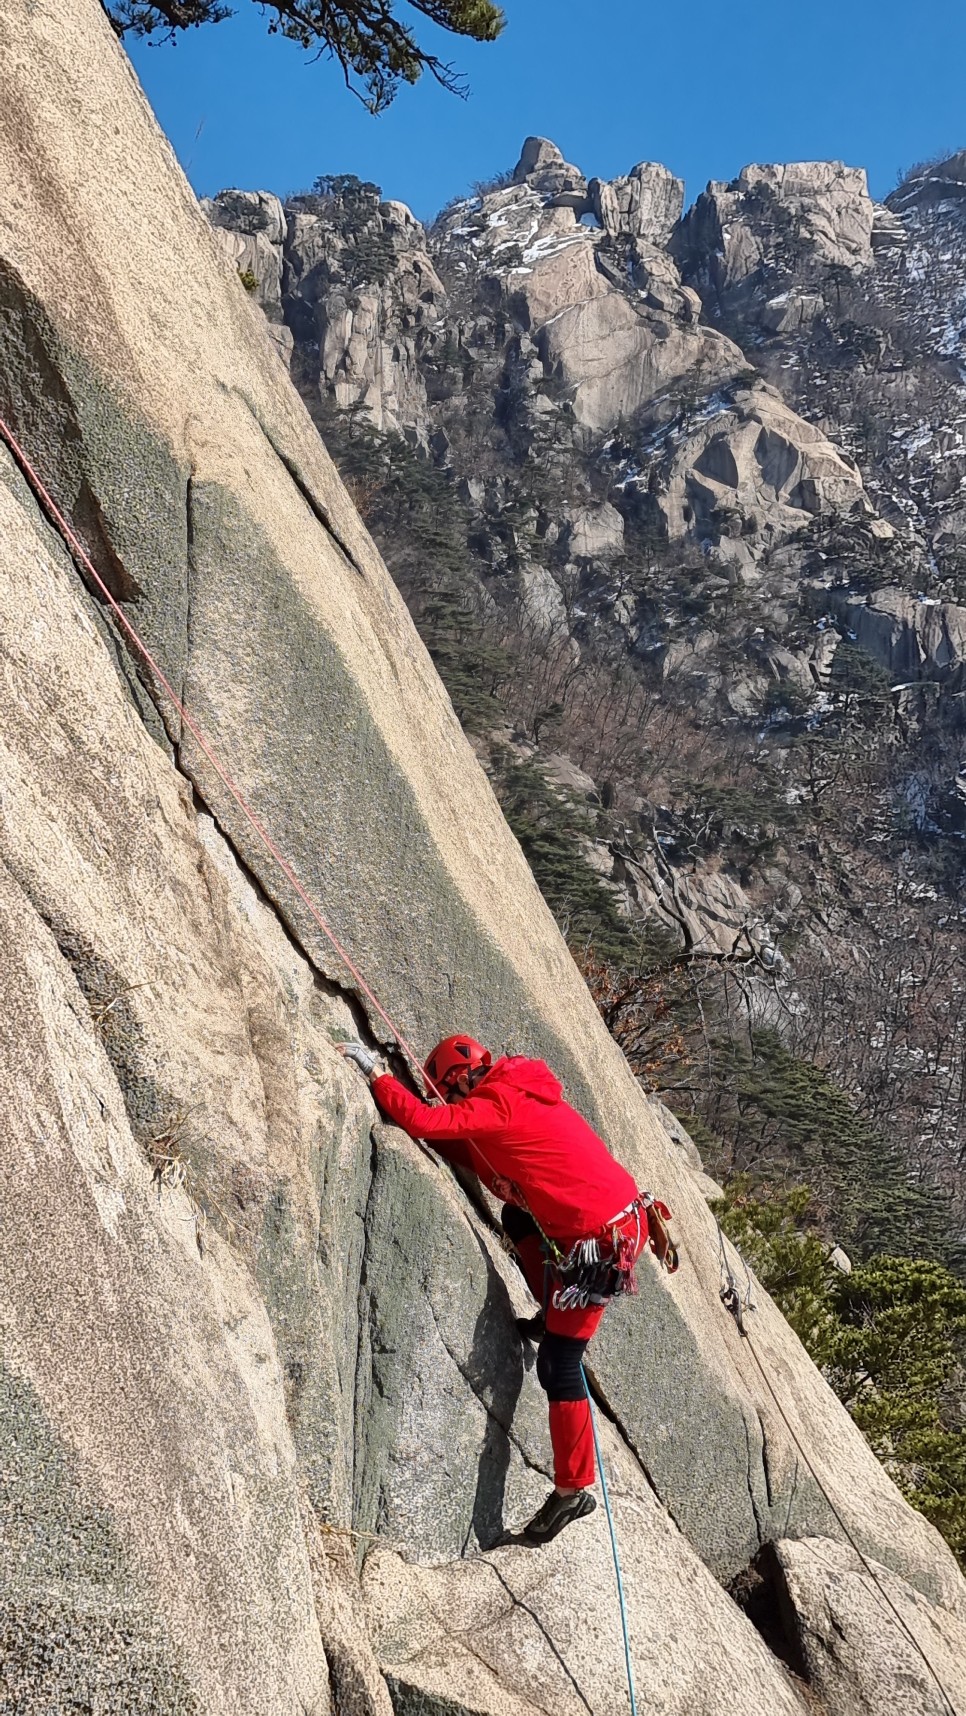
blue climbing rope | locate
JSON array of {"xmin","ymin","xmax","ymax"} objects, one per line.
[{"xmin": 582, "ymin": 1365, "xmax": 638, "ymax": 1716}]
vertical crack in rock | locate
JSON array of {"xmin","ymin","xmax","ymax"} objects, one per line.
[
  {"xmin": 780, "ymin": 1457, "xmax": 802, "ymax": 1541},
  {"xmin": 758, "ymin": 1408, "xmax": 776, "ymax": 1514},
  {"xmin": 183, "ymin": 469, "xmax": 197, "ymax": 727},
  {"xmin": 353, "ymin": 1126, "xmax": 384, "ymax": 1554},
  {"xmin": 743, "ymin": 1409, "xmax": 767, "ymax": 1547},
  {"xmin": 581, "ymin": 1358, "xmax": 680, "ymax": 1523},
  {"xmin": 728, "ymin": 1545, "xmax": 816, "ymax": 1691},
  {"xmin": 0, "ymin": 259, "xmax": 191, "ymax": 750},
  {"xmin": 229, "ymin": 385, "xmax": 364, "ymax": 575},
  {"xmin": 424, "ymin": 1297, "xmax": 551, "ymax": 1486}
]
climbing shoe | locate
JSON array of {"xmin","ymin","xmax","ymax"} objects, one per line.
[
  {"xmin": 520, "ymin": 1488, "xmax": 596, "ymax": 1546},
  {"xmin": 515, "ymin": 1313, "xmax": 545, "ymax": 1342}
]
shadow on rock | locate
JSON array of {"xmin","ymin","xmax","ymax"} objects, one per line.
[{"xmin": 462, "ymin": 1266, "xmax": 534, "ymax": 1551}]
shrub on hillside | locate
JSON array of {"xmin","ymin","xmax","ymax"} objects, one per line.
[{"xmin": 716, "ymin": 1183, "xmax": 966, "ymax": 1564}]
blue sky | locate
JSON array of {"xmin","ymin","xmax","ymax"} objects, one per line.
[{"xmin": 127, "ymin": 0, "xmax": 965, "ymax": 221}]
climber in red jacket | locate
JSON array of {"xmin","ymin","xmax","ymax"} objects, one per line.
[{"xmin": 339, "ymin": 1032, "xmax": 675, "ymax": 1546}]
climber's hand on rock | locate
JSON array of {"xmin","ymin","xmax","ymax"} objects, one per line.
[{"xmin": 338, "ymin": 1041, "xmax": 381, "ymax": 1081}]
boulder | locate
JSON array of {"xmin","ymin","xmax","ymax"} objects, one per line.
[
  {"xmin": 771, "ymin": 1538, "xmax": 966, "ymax": 1715},
  {"xmin": 542, "ymin": 751, "xmax": 599, "ymax": 802},
  {"xmin": 511, "ymin": 135, "xmax": 588, "ymax": 205},
  {"xmin": 761, "ymin": 291, "xmax": 825, "ymax": 334},
  {"xmin": 566, "ymin": 500, "xmax": 625, "ymax": 558},
  {"xmin": 517, "ymin": 565, "xmax": 569, "ymax": 638}
]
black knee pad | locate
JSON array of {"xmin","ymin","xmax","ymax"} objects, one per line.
[
  {"xmin": 501, "ymin": 1204, "xmax": 539, "ymax": 1247},
  {"xmin": 536, "ymin": 1332, "xmax": 589, "ymax": 1402}
]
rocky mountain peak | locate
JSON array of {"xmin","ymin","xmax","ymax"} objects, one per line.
[
  {"xmin": 675, "ymin": 158, "xmax": 879, "ymax": 307},
  {"xmin": 589, "ymin": 160, "xmax": 685, "ymax": 245},
  {"xmin": 511, "ymin": 133, "xmax": 588, "ymax": 204},
  {"xmin": 888, "ymin": 147, "xmax": 966, "ymax": 214}
]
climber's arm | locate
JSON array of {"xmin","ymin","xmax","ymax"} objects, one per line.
[{"xmin": 370, "ymin": 1073, "xmax": 512, "ymax": 1144}]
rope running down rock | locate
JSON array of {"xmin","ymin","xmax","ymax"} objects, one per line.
[{"xmin": 715, "ymin": 1226, "xmax": 960, "ymax": 1716}]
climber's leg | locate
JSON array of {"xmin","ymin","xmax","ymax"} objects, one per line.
[
  {"xmin": 520, "ymin": 1323, "xmax": 601, "ymax": 1544},
  {"xmin": 501, "ymin": 1204, "xmax": 547, "ymax": 1334},
  {"xmin": 539, "ymin": 1301, "xmax": 607, "ymax": 1491}
]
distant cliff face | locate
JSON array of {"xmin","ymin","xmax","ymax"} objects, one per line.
[
  {"xmin": 2, "ymin": 14, "xmax": 966, "ymax": 1716},
  {"xmin": 205, "ymin": 138, "xmax": 966, "ymax": 686},
  {"xmin": 203, "ymin": 140, "xmax": 915, "ymax": 700}
]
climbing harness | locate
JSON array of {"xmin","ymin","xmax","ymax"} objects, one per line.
[
  {"xmin": 549, "ymin": 1197, "xmax": 639, "ymax": 1311},
  {"xmin": 551, "ymin": 1233, "xmax": 621, "ymax": 1312},
  {"xmin": 714, "ymin": 1227, "xmax": 960, "ymax": 1716},
  {"xmin": 545, "ymin": 1194, "xmax": 678, "ymax": 1312},
  {"xmin": 582, "ymin": 1364, "xmax": 638, "ymax": 1716}
]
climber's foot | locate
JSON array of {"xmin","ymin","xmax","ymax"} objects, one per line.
[
  {"xmin": 515, "ymin": 1313, "xmax": 546, "ymax": 1342},
  {"xmin": 520, "ymin": 1488, "xmax": 596, "ymax": 1546}
]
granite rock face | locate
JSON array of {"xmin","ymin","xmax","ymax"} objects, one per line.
[
  {"xmin": 208, "ymin": 143, "xmax": 882, "ymax": 560},
  {"xmin": 590, "ymin": 160, "xmax": 685, "ymax": 244},
  {"xmin": 212, "ymin": 142, "xmax": 879, "ymax": 562},
  {"xmin": 203, "ymin": 189, "xmax": 293, "ymax": 365},
  {"xmin": 654, "ymin": 383, "xmax": 875, "ymax": 558},
  {"xmin": 207, "ymin": 182, "xmax": 447, "ymax": 434},
  {"xmin": 841, "ymin": 587, "xmax": 966, "ymax": 689},
  {"xmin": 512, "ymin": 134, "xmax": 589, "ymax": 205},
  {"xmin": 677, "ymin": 161, "xmax": 877, "ymax": 306},
  {"xmin": 2, "ymin": 13, "xmax": 966, "ymax": 1716}
]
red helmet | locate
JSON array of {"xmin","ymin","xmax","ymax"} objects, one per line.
[{"xmin": 424, "ymin": 1034, "xmax": 492, "ymax": 1094}]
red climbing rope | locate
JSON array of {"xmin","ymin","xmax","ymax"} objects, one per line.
[{"xmin": 0, "ymin": 412, "xmax": 437, "ymax": 1092}]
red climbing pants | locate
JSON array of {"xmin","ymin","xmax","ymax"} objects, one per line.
[{"xmin": 508, "ymin": 1209, "xmax": 645, "ymax": 1491}]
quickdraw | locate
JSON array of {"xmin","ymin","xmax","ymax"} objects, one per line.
[{"xmin": 715, "ymin": 1215, "xmax": 755, "ymax": 1333}]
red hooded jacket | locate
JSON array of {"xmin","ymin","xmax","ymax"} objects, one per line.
[{"xmin": 371, "ymin": 1056, "xmax": 638, "ymax": 1244}]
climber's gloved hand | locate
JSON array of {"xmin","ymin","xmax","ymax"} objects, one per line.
[{"xmin": 338, "ymin": 1041, "xmax": 382, "ymax": 1081}]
